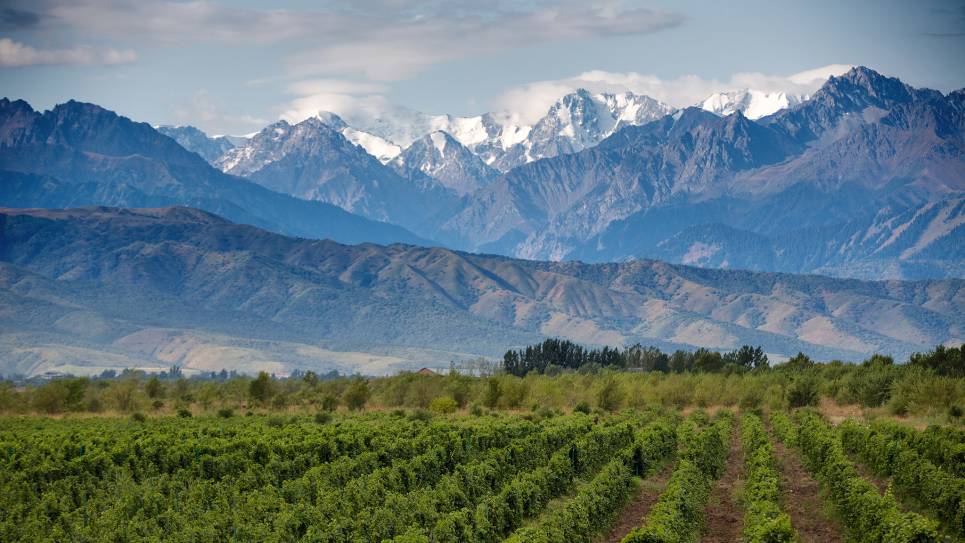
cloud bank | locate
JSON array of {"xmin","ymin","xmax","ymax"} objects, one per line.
[{"xmin": 0, "ymin": 38, "xmax": 136, "ymax": 67}]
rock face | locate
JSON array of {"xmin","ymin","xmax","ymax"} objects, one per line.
[
  {"xmin": 0, "ymin": 99, "xmax": 429, "ymax": 247},
  {"xmin": 440, "ymin": 67, "xmax": 965, "ymax": 278},
  {"xmin": 390, "ymin": 131, "xmax": 499, "ymax": 195},
  {"xmin": 156, "ymin": 125, "xmax": 237, "ymax": 163},
  {"xmin": 215, "ymin": 115, "xmax": 459, "ymax": 234},
  {"xmin": 2, "ymin": 206, "xmax": 962, "ymax": 376}
]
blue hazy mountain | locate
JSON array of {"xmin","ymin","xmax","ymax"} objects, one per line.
[{"xmin": 0, "ymin": 99, "xmax": 430, "ymax": 247}]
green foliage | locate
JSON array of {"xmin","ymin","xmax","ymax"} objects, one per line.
[
  {"xmin": 786, "ymin": 374, "xmax": 821, "ymax": 408},
  {"xmin": 314, "ymin": 411, "xmax": 332, "ymax": 424},
  {"xmin": 785, "ymin": 411, "xmax": 939, "ymax": 542},
  {"xmin": 217, "ymin": 407, "xmax": 234, "ymax": 418},
  {"xmin": 740, "ymin": 414, "xmax": 796, "ymax": 543},
  {"xmin": 145, "ymin": 375, "xmax": 164, "ymax": 399},
  {"xmin": 839, "ymin": 419, "xmax": 965, "ymax": 537},
  {"xmin": 177, "ymin": 407, "xmax": 192, "ymax": 418},
  {"xmin": 320, "ymin": 393, "xmax": 339, "ymax": 412},
  {"xmin": 428, "ymin": 396, "xmax": 458, "ymax": 414},
  {"xmin": 596, "ymin": 377, "xmax": 625, "ymax": 412},
  {"xmin": 573, "ymin": 401, "xmax": 591, "ymax": 414},
  {"xmin": 622, "ymin": 414, "xmax": 734, "ymax": 543},
  {"xmin": 343, "ymin": 378, "xmax": 371, "ymax": 411},
  {"xmin": 908, "ymin": 344, "xmax": 964, "ymax": 377},
  {"xmin": 248, "ymin": 371, "xmax": 274, "ymax": 404}
]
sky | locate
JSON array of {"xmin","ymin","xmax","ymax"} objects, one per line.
[{"xmin": 1, "ymin": 0, "xmax": 963, "ymax": 135}]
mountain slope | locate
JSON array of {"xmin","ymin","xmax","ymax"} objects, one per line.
[
  {"xmin": 216, "ymin": 115, "xmax": 458, "ymax": 232},
  {"xmin": 390, "ymin": 131, "xmax": 499, "ymax": 195},
  {"xmin": 156, "ymin": 125, "xmax": 237, "ymax": 163},
  {"xmin": 0, "ymin": 98, "xmax": 429, "ymax": 246},
  {"xmin": 446, "ymin": 67, "xmax": 964, "ymax": 277},
  {"xmin": 1, "ymin": 206, "xmax": 961, "ymax": 376}
]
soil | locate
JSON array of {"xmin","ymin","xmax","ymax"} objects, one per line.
[
  {"xmin": 770, "ymin": 434, "xmax": 845, "ymax": 543},
  {"xmin": 598, "ymin": 461, "xmax": 675, "ymax": 543},
  {"xmin": 699, "ymin": 425, "xmax": 745, "ymax": 543}
]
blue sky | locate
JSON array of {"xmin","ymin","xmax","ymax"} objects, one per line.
[{"xmin": 1, "ymin": 0, "xmax": 963, "ymax": 135}]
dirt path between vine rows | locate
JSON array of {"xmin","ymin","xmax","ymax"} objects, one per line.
[
  {"xmin": 699, "ymin": 425, "xmax": 744, "ymax": 543},
  {"xmin": 598, "ymin": 461, "xmax": 675, "ymax": 543},
  {"xmin": 770, "ymin": 435, "xmax": 844, "ymax": 543}
]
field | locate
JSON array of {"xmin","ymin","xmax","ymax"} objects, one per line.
[{"xmin": 1, "ymin": 404, "xmax": 963, "ymax": 543}]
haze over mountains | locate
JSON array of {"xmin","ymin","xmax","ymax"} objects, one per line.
[
  {"xmin": 2, "ymin": 206, "xmax": 961, "ymax": 377},
  {"xmin": 0, "ymin": 65, "xmax": 963, "ymax": 375}
]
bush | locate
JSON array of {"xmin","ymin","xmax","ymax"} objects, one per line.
[
  {"xmin": 596, "ymin": 377, "xmax": 624, "ymax": 412},
  {"xmin": 131, "ymin": 412, "xmax": 146, "ymax": 423},
  {"xmin": 483, "ymin": 377, "xmax": 502, "ymax": 408},
  {"xmin": 343, "ymin": 379, "xmax": 370, "ymax": 411},
  {"xmin": 469, "ymin": 404, "xmax": 484, "ymax": 416},
  {"xmin": 151, "ymin": 399, "xmax": 164, "ymax": 411},
  {"xmin": 314, "ymin": 412, "xmax": 332, "ymax": 424},
  {"xmin": 949, "ymin": 405, "xmax": 963, "ymax": 419},
  {"xmin": 574, "ymin": 401, "xmax": 591, "ymax": 414},
  {"xmin": 177, "ymin": 408, "xmax": 192, "ymax": 418},
  {"xmin": 217, "ymin": 408, "xmax": 234, "ymax": 418},
  {"xmin": 787, "ymin": 374, "xmax": 820, "ymax": 408},
  {"xmin": 407, "ymin": 408, "xmax": 433, "ymax": 422},
  {"xmin": 320, "ymin": 394, "xmax": 339, "ymax": 412},
  {"xmin": 428, "ymin": 396, "xmax": 458, "ymax": 414}
]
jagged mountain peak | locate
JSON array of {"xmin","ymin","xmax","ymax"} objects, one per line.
[{"xmin": 391, "ymin": 129, "xmax": 498, "ymax": 196}]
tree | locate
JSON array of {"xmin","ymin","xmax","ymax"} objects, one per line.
[
  {"xmin": 145, "ymin": 376, "xmax": 164, "ymax": 399},
  {"xmin": 248, "ymin": 372, "xmax": 275, "ymax": 404},
  {"xmin": 726, "ymin": 345, "xmax": 768, "ymax": 370},
  {"xmin": 483, "ymin": 377, "xmax": 502, "ymax": 408},
  {"xmin": 596, "ymin": 377, "xmax": 624, "ymax": 412},
  {"xmin": 343, "ymin": 378, "xmax": 370, "ymax": 411}
]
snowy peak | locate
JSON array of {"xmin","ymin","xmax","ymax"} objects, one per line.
[
  {"xmin": 391, "ymin": 130, "xmax": 498, "ymax": 195},
  {"xmin": 700, "ymin": 89, "xmax": 806, "ymax": 119},
  {"xmin": 492, "ymin": 89, "xmax": 676, "ymax": 171},
  {"xmin": 314, "ymin": 110, "xmax": 401, "ymax": 163}
]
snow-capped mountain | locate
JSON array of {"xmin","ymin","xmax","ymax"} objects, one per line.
[
  {"xmin": 310, "ymin": 90, "xmax": 674, "ymax": 173},
  {"xmin": 699, "ymin": 90, "xmax": 806, "ymax": 119},
  {"xmin": 390, "ymin": 131, "xmax": 499, "ymax": 195},
  {"xmin": 214, "ymin": 115, "xmax": 457, "ymax": 232},
  {"xmin": 493, "ymin": 89, "xmax": 676, "ymax": 171}
]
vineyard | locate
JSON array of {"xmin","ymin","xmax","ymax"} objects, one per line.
[{"xmin": 1, "ymin": 406, "xmax": 962, "ymax": 543}]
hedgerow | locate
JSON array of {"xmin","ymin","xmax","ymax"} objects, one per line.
[
  {"xmin": 621, "ymin": 412, "xmax": 734, "ymax": 543},
  {"xmin": 787, "ymin": 411, "xmax": 939, "ymax": 543},
  {"xmin": 839, "ymin": 419, "xmax": 965, "ymax": 537},
  {"xmin": 502, "ymin": 420, "xmax": 678, "ymax": 543},
  {"xmin": 740, "ymin": 413, "xmax": 795, "ymax": 542}
]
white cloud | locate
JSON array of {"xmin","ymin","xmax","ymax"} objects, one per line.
[
  {"xmin": 0, "ymin": 37, "xmax": 135, "ymax": 67},
  {"xmin": 172, "ymin": 90, "xmax": 268, "ymax": 136},
  {"xmin": 491, "ymin": 64, "xmax": 855, "ymax": 124},
  {"xmin": 30, "ymin": 0, "xmax": 683, "ymax": 81}
]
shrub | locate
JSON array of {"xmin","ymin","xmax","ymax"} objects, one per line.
[
  {"xmin": 787, "ymin": 374, "xmax": 820, "ymax": 408},
  {"xmin": 177, "ymin": 408, "xmax": 192, "ymax": 418},
  {"xmin": 343, "ymin": 379, "xmax": 371, "ymax": 411},
  {"xmin": 320, "ymin": 394, "xmax": 339, "ymax": 412},
  {"xmin": 151, "ymin": 399, "xmax": 164, "ymax": 411},
  {"xmin": 217, "ymin": 408, "xmax": 234, "ymax": 418},
  {"xmin": 573, "ymin": 401, "xmax": 591, "ymax": 414},
  {"xmin": 596, "ymin": 377, "xmax": 624, "ymax": 412},
  {"xmin": 314, "ymin": 412, "xmax": 332, "ymax": 424},
  {"xmin": 428, "ymin": 396, "xmax": 458, "ymax": 414},
  {"xmin": 470, "ymin": 404, "xmax": 484, "ymax": 416},
  {"xmin": 131, "ymin": 412, "xmax": 146, "ymax": 423}
]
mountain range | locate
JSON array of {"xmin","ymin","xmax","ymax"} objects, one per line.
[
  {"xmin": 2, "ymin": 206, "xmax": 961, "ymax": 377},
  {"xmin": 148, "ymin": 67, "xmax": 964, "ymax": 280},
  {"xmin": 0, "ymin": 66, "xmax": 963, "ymax": 375},
  {"xmin": 0, "ymin": 98, "xmax": 427, "ymax": 247}
]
